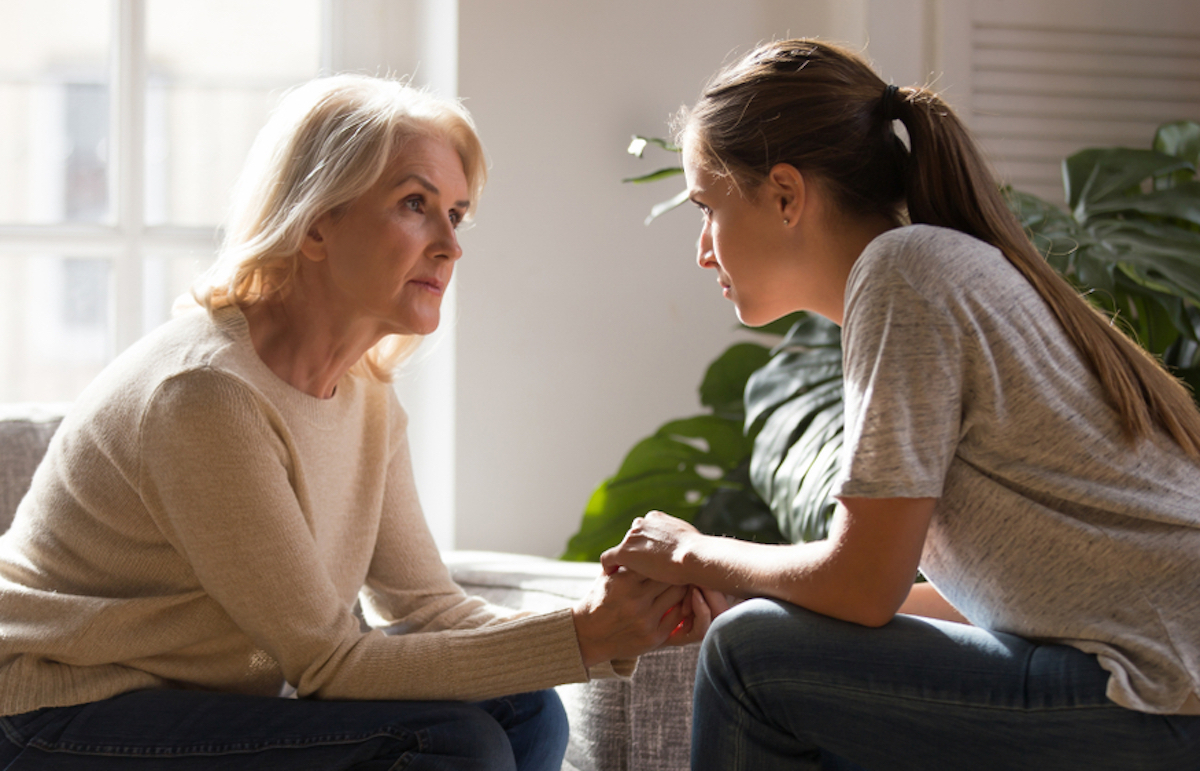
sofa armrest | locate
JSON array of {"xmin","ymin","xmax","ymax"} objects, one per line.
[{"xmin": 0, "ymin": 403, "xmax": 69, "ymax": 534}]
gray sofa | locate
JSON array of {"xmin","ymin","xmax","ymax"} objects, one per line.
[{"xmin": 0, "ymin": 403, "xmax": 699, "ymax": 771}]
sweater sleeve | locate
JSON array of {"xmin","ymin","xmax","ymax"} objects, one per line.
[
  {"xmin": 137, "ymin": 369, "xmax": 589, "ymax": 702},
  {"xmin": 357, "ymin": 402, "xmax": 514, "ymax": 634}
]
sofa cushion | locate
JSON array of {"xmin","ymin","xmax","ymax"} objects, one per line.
[{"xmin": 0, "ymin": 403, "xmax": 68, "ymax": 534}]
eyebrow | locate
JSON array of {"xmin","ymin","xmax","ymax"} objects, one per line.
[{"xmin": 396, "ymin": 173, "xmax": 471, "ymax": 210}]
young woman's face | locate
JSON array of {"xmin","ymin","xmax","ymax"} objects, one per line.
[
  {"xmin": 683, "ymin": 143, "xmax": 798, "ymax": 327},
  {"xmin": 306, "ymin": 134, "xmax": 470, "ymax": 337}
]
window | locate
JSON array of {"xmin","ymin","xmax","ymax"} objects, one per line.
[
  {"xmin": 0, "ymin": 0, "xmax": 461, "ymax": 547},
  {"xmin": 0, "ymin": 0, "xmax": 321, "ymax": 402}
]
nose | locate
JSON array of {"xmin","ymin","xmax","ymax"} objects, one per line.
[
  {"xmin": 696, "ymin": 225, "xmax": 715, "ymax": 270},
  {"xmin": 433, "ymin": 216, "xmax": 463, "ymax": 262}
]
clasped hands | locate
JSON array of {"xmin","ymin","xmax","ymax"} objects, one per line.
[{"xmin": 572, "ymin": 511, "xmax": 729, "ymax": 669}]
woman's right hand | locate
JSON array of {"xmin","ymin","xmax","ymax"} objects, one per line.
[
  {"xmin": 599, "ymin": 510, "xmax": 702, "ymax": 585},
  {"xmin": 571, "ymin": 567, "xmax": 690, "ymax": 668}
]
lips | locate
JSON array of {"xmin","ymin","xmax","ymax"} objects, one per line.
[{"xmin": 410, "ymin": 276, "xmax": 447, "ymax": 295}]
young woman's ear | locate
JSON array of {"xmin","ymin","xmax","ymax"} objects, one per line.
[{"xmin": 767, "ymin": 163, "xmax": 805, "ymax": 228}]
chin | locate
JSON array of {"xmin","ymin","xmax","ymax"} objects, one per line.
[
  {"xmin": 391, "ymin": 310, "xmax": 440, "ymax": 337},
  {"xmin": 734, "ymin": 307, "xmax": 772, "ymax": 329}
]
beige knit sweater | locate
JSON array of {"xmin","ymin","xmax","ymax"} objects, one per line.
[{"xmin": 0, "ymin": 306, "xmax": 601, "ymax": 716}]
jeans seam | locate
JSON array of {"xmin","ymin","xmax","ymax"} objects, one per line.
[
  {"xmin": 378, "ymin": 727, "xmax": 431, "ymax": 771},
  {"xmin": 751, "ymin": 676, "xmax": 1124, "ymax": 714},
  {"xmin": 23, "ymin": 725, "xmax": 413, "ymax": 758},
  {"xmin": 0, "ymin": 716, "xmax": 27, "ymax": 748}
]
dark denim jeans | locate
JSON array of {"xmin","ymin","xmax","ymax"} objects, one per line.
[
  {"xmin": 0, "ymin": 687, "xmax": 567, "ymax": 770},
  {"xmin": 692, "ymin": 598, "xmax": 1200, "ymax": 770}
]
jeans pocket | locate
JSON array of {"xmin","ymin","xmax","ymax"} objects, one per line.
[{"xmin": 1, "ymin": 705, "xmax": 84, "ymax": 750}]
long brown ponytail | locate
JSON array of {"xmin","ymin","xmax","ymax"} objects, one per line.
[{"xmin": 682, "ymin": 39, "xmax": 1200, "ymax": 457}]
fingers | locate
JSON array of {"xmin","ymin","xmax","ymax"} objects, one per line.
[
  {"xmin": 649, "ymin": 580, "xmax": 688, "ymax": 617},
  {"xmin": 599, "ymin": 546, "xmax": 622, "ymax": 575},
  {"xmin": 656, "ymin": 598, "xmax": 689, "ymax": 639},
  {"xmin": 662, "ymin": 588, "xmax": 708, "ymax": 647},
  {"xmin": 662, "ymin": 585, "xmax": 734, "ymax": 647},
  {"xmin": 698, "ymin": 586, "xmax": 731, "ymax": 617}
]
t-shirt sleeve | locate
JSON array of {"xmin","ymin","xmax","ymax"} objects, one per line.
[{"xmin": 834, "ymin": 246, "xmax": 966, "ymax": 500}]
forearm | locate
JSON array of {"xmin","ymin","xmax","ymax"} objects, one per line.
[
  {"xmin": 897, "ymin": 581, "xmax": 970, "ymax": 624},
  {"xmin": 604, "ymin": 500, "xmax": 934, "ymax": 628},
  {"xmin": 678, "ymin": 535, "xmax": 903, "ymax": 626}
]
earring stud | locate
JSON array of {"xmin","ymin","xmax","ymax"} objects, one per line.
[{"xmin": 783, "ymin": 218, "xmax": 790, "ymax": 226}]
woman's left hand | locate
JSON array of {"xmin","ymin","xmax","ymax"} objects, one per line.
[
  {"xmin": 662, "ymin": 585, "xmax": 732, "ymax": 646},
  {"xmin": 600, "ymin": 510, "xmax": 701, "ymax": 585}
]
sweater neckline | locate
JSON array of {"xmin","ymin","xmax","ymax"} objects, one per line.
[{"xmin": 209, "ymin": 304, "xmax": 363, "ymax": 429}]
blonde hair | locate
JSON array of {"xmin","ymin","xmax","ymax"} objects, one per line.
[
  {"xmin": 191, "ymin": 74, "xmax": 487, "ymax": 381},
  {"xmin": 683, "ymin": 39, "xmax": 1200, "ymax": 457}
]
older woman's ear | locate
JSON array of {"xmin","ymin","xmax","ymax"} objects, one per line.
[{"xmin": 300, "ymin": 217, "xmax": 330, "ymax": 263}]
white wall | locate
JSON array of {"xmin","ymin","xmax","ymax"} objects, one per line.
[{"xmin": 450, "ymin": 0, "xmax": 856, "ymax": 556}]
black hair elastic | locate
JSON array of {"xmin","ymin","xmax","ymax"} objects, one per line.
[{"xmin": 881, "ymin": 84, "xmax": 900, "ymax": 122}]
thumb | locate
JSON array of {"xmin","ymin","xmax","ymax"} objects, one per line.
[{"xmin": 599, "ymin": 547, "xmax": 622, "ymax": 575}]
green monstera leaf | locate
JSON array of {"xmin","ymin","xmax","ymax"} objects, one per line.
[
  {"xmin": 1011, "ymin": 120, "xmax": 1200, "ymax": 373},
  {"xmin": 562, "ymin": 342, "xmax": 782, "ymax": 561},
  {"xmin": 744, "ymin": 314, "xmax": 845, "ymax": 543}
]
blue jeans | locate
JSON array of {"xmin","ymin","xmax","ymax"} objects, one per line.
[
  {"xmin": 692, "ymin": 598, "xmax": 1200, "ymax": 770},
  {"xmin": 0, "ymin": 688, "xmax": 567, "ymax": 770}
]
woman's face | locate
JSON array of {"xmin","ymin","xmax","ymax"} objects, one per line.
[
  {"xmin": 683, "ymin": 143, "xmax": 798, "ymax": 327},
  {"xmin": 304, "ymin": 134, "xmax": 470, "ymax": 337}
]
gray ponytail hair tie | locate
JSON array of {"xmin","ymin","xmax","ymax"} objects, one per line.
[{"xmin": 881, "ymin": 84, "xmax": 901, "ymax": 122}]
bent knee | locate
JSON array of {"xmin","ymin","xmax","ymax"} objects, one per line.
[
  {"xmin": 702, "ymin": 598, "xmax": 865, "ymax": 677},
  {"xmin": 424, "ymin": 704, "xmax": 517, "ymax": 770},
  {"xmin": 704, "ymin": 598, "xmax": 793, "ymax": 654},
  {"xmin": 504, "ymin": 689, "xmax": 568, "ymax": 743}
]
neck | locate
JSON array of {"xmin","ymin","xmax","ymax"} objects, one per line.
[
  {"xmin": 813, "ymin": 213, "xmax": 897, "ymax": 326},
  {"xmin": 242, "ymin": 271, "xmax": 385, "ymax": 400}
]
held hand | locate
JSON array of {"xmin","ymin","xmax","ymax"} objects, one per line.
[
  {"xmin": 572, "ymin": 567, "xmax": 689, "ymax": 668},
  {"xmin": 662, "ymin": 585, "xmax": 733, "ymax": 647},
  {"xmin": 599, "ymin": 510, "xmax": 702, "ymax": 585}
]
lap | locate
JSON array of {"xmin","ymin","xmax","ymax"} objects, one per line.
[
  {"xmin": 695, "ymin": 599, "xmax": 1200, "ymax": 771},
  {"xmin": 0, "ymin": 688, "xmax": 564, "ymax": 771}
]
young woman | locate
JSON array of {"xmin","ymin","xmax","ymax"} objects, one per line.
[
  {"xmin": 0, "ymin": 75, "xmax": 712, "ymax": 770},
  {"xmin": 601, "ymin": 40, "xmax": 1200, "ymax": 769}
]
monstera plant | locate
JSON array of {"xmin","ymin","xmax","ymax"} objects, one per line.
[{"xmin": 562, "ymin": 121, "xmax": 1200, "ymax": 562}]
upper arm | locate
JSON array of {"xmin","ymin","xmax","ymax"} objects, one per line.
[
  {"xmin": 359, "ymin": 402, "xmax": 507, "ymax": 633},
  {"xmin": 823, "ymin": 495, "xmax": 936, "ymax": 626}
]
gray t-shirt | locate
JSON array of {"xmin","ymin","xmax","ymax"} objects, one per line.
[{"xmin": 835, "ymin": 224, "xmax": 1200, "ymax": 715}]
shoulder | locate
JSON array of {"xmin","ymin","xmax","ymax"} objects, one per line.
[
  {"xmin": 852, "ymin": 225, "xmax": 1003, "ymax": 292},
  {"xmin": 847, "ymin": 225, "xmax": 1031, "ymax": 323},
  {"xmin": 59, "ymin": 310, "xmax": 241, "ymax": 430}
]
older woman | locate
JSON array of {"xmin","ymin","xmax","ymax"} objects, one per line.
[{"xmin": 0, "ymin": 76, "xmax": 710, "ymax": 770}]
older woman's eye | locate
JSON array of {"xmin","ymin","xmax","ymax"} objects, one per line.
[
  {"xmin": 403, "ymin": 195, "xmax": 425, "ymax": 212},
  {"xmin": 449, "ymin": 210, "xmax": 463, "ymax": 228}
]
